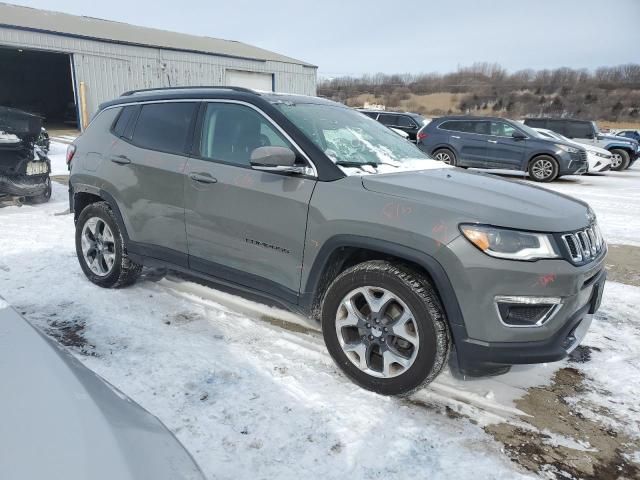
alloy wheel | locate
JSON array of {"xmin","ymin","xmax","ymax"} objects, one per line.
[
  {"xmin": 610, "ymin": 153, "xmax": 622, "ymax": 169},
  {"xmin": 335, "ymin": 286, "xmax": 420, "ymax": 378},
  {"xmin": 434, "ymin": 152, "xmax": 452, "ymax": 164},
  {"xmin": 531, "ymin": 159, "xmax": 554, "ymax": 180},
  {"xmin": 81, "ymin": 217, "xmax": 116, "ymax": 277}
]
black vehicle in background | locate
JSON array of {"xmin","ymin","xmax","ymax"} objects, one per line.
[
  {"xmin": 0, "ymin": 106, "xmax": 51, "ymax": 205},
  {"xmin": 358, "ymin": 109, "xmax": 427, "ymax": 142}
]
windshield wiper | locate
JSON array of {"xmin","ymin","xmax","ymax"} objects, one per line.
[{"xmin": 334, "ymin": 160, "xmax": 380, "ymax": 168}]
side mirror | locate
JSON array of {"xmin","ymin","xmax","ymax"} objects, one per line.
[
  {"xmin": 250, "ymin": 146, "xmax": 308, "ymax": 174},
  {"xmin": 512, "ymin": 131, "xmax": 527, "ymax": 140}
]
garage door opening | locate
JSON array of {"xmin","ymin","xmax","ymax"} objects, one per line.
[
  {"xmin": 226, "ymin": 70, "xmax": 274, "ymax": 92},
  {"xmin": 0, "ymin": 46, "xmax": 78, "ymax": 130}
]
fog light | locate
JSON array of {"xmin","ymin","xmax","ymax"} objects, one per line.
[{"xmin": 495, "ymin": 296, "xmax": 562, "ymax": 327}]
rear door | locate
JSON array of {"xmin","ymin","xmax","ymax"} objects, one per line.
[
  {"xmin": 565, "ymin": 121, "xmax": 595, "ymax": 146},
  {"xmin": 484, "ymin": 121, "xmax": 528, "ymax": 169},
  {"xmin": 183, "ymin": 101, "xmax": 316, "ymax": 302},
  {"xmin": 108, "ymin": 101, "xmax": 197, "ymax": 265},
  {"xmin": 439, "ymin": 120, "xmax": 489, "ymax": 167}
]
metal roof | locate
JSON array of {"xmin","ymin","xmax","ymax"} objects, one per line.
[{"xmin": 0, "ymin": 2, "xmax": 316, "ymax": 67}]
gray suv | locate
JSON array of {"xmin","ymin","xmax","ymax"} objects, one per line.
[
  {"xmin": 417, "ymin": 116, "xmax": 589, "ymax": 182},
  {"xmin": 68, "ymin": 87, "xmax": 606, "ymax": 395}
]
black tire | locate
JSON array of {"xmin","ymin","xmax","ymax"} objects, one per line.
[
  {"xmin": 75, "ymin": 201, "xmax": 142, "ymax": 288},
  {"xmin": 321, "ymin": 260, "xmax": 451, "ymax": 396},
  {"xmin": 528, "ymin": 155, "xmax": 559, "ymax": 182},
  {"xmin": 24, "ymin": 176, "xmax": 51, "ymax": 204},
  {"xmin": 432, "ymin": 148, "xmax": 458, "ymax": 166},
  {"xmin": 609, "ymin": 149, "xmax": 630, "ymax": 171}
]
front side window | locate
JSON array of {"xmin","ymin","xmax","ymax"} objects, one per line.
[
  {"xmin": 396, "ymin": 116, "xmax": 417, "ymax": 128},
  {"xmin": 490, "ymin": 121, "xmax": 517, "ymax": 137},
  {"xmin": 199, "ymin": 103, "xmax": 292, "ymax": 167},
  {"xmin": 131, "ymin": 102, "xmax": 197, "ymax": 155},
  {"xmin": 272, "ymin": 101, "xmax": 438, "ymax": 172}
]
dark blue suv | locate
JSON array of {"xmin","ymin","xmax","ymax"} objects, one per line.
[{"xmin": 417, "ymin": 116, "xmax": 588, "ymax": 182}]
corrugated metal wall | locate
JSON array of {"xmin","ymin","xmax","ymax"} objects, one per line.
[{"xmin": 0, "ymin": 26, "xmax": 317, "ymax": 123}]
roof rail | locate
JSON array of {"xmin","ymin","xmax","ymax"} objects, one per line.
[{"xmin": 120, "ymin": 86, "xmax": 258, "ymax": 96}]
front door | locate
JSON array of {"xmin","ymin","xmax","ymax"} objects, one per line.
[
  {"xmin": 484, "ymin": 121, "xmax": 528, "ymax": 169},
  {"xmin": 184, "ymin": 102, "xmax": 316, "ymax": 303}
]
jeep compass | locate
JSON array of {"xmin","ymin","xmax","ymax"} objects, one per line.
[{"xmin": 68, "ymin": 87, "xmax": 606, "ymax": 395}]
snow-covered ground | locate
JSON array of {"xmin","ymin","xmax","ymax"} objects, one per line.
[{"xmin": 0, "ymin": 148, "xmax": 639, "ymax": 478}]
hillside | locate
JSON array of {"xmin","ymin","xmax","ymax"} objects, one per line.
[{"xmin": 319, "ymin": 63, "xmax": 640, "ymax": 128}]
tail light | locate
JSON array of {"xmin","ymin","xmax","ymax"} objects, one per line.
[
  {"xmin": 66, "ymin": 144, "xmax": 76, "ymax": 166},
  {"xmin": 417, "ymin": 131, "xmax": 428, "ymax": 142}
]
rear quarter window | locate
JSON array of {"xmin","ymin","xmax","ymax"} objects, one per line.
[
  {"xmin": 111, "ymin": 106, "xmax": 137, "ymax": 138},
  {"xmin": 131, "ymin": 102, "xmax": 197, "ymax": 155}
]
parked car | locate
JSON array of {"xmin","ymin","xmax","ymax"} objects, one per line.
[
  {"xmin": 0, "ymin": 298, "xmax": 205, "ymax": 480},
  {"xmin": 68, "ymin": 87, "xmax": 606, "ymax": 395},
  {"xmin": 612, "ymin": 129, "xmax": 640, "ymax": 143},
  {"xmin": 0, "ymin": 106, "xmax": 51, "ymax": 204},
  {"xmin": 417, "ymin": 116, "xmax": 588, "ymax": 182},
  {"xmin": 533, "ymin": 128, "xmax": 612, "ymax": 173},
  {"xmin": 523, "ymin": 118, "xmax": 639, "ymax": 171},
  {"xmin": 358, "ymin": 109, "xmax": 427, "ymax": 142}
]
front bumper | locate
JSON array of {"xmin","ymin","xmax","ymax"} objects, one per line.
[
  {"xmin": 439, "ymin": 236, "xmax": 606, "ymax": 372},
  {"xmin": 0, "ymin": 174, "xmax": 49, "ymax": 197}
]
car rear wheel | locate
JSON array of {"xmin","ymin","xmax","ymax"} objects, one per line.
[
  {"xmin": 432, "ymin": 148, "xmax": 457, "ymax": 166},
  {"xmin": 528, "ymin": 155, "xmax": 559, "ymax": 182},
  {"xmin": 609, "ymin": 149, "xmax": 630, "ymax": 171},
  {"xmin": 321, "ymin": 260, "xmax": 450, "ymax": 396},
  {"xmin": 75, "ymin": 201, "xmax": 142, "ymax": 288}
]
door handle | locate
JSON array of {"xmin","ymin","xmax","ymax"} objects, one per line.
[
  {"xmin": 110, "ymin": 155, "xmax": 131, "ymax": 165},
  {"xmin": 487, "ymin": 140, "xmax": 498, "ymax": 144},
  {"xmin": 451, "ymin": 135, "xmax": 461, "ymax": 139},
  {"xmin": 189, "ymin": 173, "xmax": 218, "ymax": 184}
]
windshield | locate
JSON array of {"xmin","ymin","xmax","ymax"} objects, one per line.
[{"xmin": 272, "ymin": 101, "xmax": 440, "ymax": 172}]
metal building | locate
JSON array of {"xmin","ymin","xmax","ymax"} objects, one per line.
[{"xmin": 0, "ymin": 3, "xmax": 317, "ymax": 130}]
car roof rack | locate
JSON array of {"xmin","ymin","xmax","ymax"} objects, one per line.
[{"xmin": 120, "ymin": 86, "xmax": 258, "ymax": 96}]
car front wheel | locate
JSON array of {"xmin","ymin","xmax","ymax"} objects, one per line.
[
  {"xmin": 321, "ymin": 260, "xmax": 450, "ymax": 396},
  {"xmin": 75, "ymin": 201, "xmax": 142, "ymax": 288},
  {"xmin": 528, "ymin": 155, "xmax": 559, "ymax": 182},
  {"xmin": 609, "ymin": 149, "xmax": 630, "ymax": 171}
]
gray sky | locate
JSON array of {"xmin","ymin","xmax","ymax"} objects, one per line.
[{"xmin": 9, "ymin": 0, "xmax": 640, "ymax": 76}]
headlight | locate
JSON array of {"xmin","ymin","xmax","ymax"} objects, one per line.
[
  {"xmin": 460, "ymin": 224, "xmax": 560, "ymax": 261},
  {"xmin": 591, "ymin": 151, "xmax": 611, "ymax": 158},
  {"xmin": 555, "ymin": 144, "xmax": 579, "ymax": 154}
]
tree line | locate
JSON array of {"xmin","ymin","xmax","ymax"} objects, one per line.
[{"xmin": 317, "ymin": 63, "xmax": 640, "ymax": 121}]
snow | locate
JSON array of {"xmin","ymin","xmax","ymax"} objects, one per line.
[
  {"xmin": 0, "ymin": 131, "xmax": 20, "ymax": 144},
  {"xmin": 1, "ymin": 163, "xmax": 639, "ymax": 478},
  {"xmin": 48, "ymin": 141, "xmax": 69, "ymax": 175}
]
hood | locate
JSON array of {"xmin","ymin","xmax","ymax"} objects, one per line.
[
  {"xmin": 361, "ymin": 168, "xmax": 592, "ymax": 232},
  {"xmin": 0, "ymin": 303, "xmax": 205, "ymax": 480},
  {"xmin": 601, "ymin": 134, "xmax": 638, "ymax": 147}
]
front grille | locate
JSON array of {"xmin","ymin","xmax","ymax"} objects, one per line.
[
  {"xmin": 562, "ymin": 223, "xmax": 605, "ymax": 263},
  {"xmin": 569, "ymin": 150, "xmax": 588, "ymax": 163}
]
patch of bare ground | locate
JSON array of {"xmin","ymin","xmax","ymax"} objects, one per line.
[
  {"xmin": 486, "ymin": 368, "xmax": 640, "ymax": 479},
  {"xmin": 605, "ymin": 245, "xmax": 640, "ymax": 287}
]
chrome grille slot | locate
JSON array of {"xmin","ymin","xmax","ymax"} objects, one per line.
[{"xmin": 562, "ymin": 223, "xmax": 605, "ymax": 264}]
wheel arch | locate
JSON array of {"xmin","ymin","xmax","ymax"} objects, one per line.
[
  {"xmin": 72, "ymin": 186, "xmax": 130, "ymax": 242},
  {"xmin": 300, "ymin": 235, "xmax": 465, "ymax": 334}
]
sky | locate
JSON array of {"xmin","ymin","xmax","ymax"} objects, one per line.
[{"xmin": 6, "ymin": 0, "xmax": 640, "ymax": 77}]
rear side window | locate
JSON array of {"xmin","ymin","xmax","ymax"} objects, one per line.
[
  {"xmin": 112, "ymin": 106, "xmax": 137, "ymax": 138},
  {"xmin": 565, "ymin": 121, "xmax": 592, "ymax": 139},
  {"xmin": 439, "ymin": 120, "xmax": 488, "ymax": 134},
  {"xmin": 378, "ymin": 114, "xmax": 400, "ymax": 126},
  {"xmin": 131, "ymin": 102, "xmax": 197, "ymax": 155}
]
